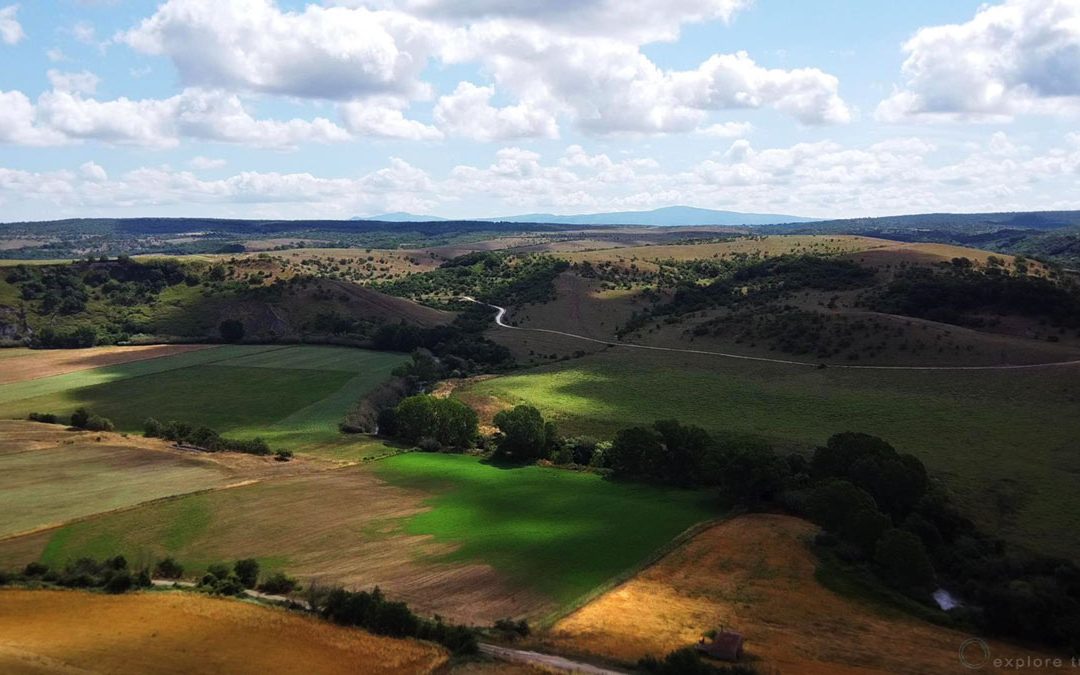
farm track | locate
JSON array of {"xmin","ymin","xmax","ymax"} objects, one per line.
[{"xmin": 471, "ymin": 299, "xmax": 1080, "ymax": 372}]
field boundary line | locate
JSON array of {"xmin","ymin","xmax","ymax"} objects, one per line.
[
  {"xmin": 467, "ymin": 299, "xmax": 1080, "ymax": 372},
  {"xmin": 537, "ymin": 516, "xmax": 725, "ymax": 629}
]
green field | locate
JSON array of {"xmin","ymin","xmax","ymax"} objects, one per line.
[
  {"xmin": 456, "ymin": 350, "xmax": 1080, "ymax": 560},
  {"xmin": 1, "ymin": 454, "xmax": 713, "ymax": 618},
  {"xmin": 0, "ymin": 345, "xmax": 406, "ymax": 452},
  {"xmin": 374, "ymin": 453, "xmax": 714, "ymax": 607}
]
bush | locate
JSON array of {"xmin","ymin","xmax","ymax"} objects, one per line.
[
  {"xmin": 28, "ymin": 412, "xmax": 58, "ymax": 424},
  {"xmin": 492, "ymin": 405, "xmax": 550, "ymax": 462},
  {"xmin": 84, "ymin": 415, "xmax": 114, "ymax": 432},
  {"xmin": 205, "ymin": 563, "xmax": 231, "ymax": 581},
  {"xmin": 234, "ymin": 559, "xmax": 260, "ymax": 589},
  {"xmin": 274, "ymin": 449, "xmax": 293, "ymax": 462},
  {"xmin": 257, "ymin": 571, "xmax": 299, "ymax": 595},
  {"xmin": 70, "ymin": 407, "xmax": 90, "ymax": 429},
  {"xmin": 319, "ymin": 586, "xmax": 477, "ymax": 655},
  {"xmin": 153, "ymin": 557, "xmax": 184, "ymax": 580},
  {"xmin": 23, "ymin": 562, "xmax": 48, "ymax": 577},
  {"xmin": 144, "ymin": 417, "xmax": 164, "ymax": 437},
  {"xmin": 492, "ymin": 617, "xmax": 530, "ymax": 640}
]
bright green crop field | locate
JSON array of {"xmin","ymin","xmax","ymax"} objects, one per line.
[
  {"xmin": 375, "ymin": 453, "xmax": 714, "ymax": 608},
  {"xmin": 0, "ymin": 345, "xmax": 405, "ymax": 452},
  {"xmin": 456, "ymin": 349, "xmax": 1080, "ymax": 561}
]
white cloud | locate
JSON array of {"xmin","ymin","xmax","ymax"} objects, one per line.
[
  {"xmin": 79, "ymin": 161, "xmax": 107, "ymax": 181},
  {"xmin": 118, "ymin": 0, "xmax": 441, "ymax": 100},
  {"xmin": 113, "ymin": 0, "xmax": 847, "ymax": 139},
  {"xmin": 188, "ymin": 156, "xmax": 227, "ymax": 170},
  {"xmin": 447, "ymin": 29, "xmax": 851, "ymax": 134},
  {"xmin": 340, "ymin": 98, "xmax": 442, "ymax": 140},
  {"xmin": 3, "ymin": 134, "xmax": 1080, "ymax": 219},
  {"xmin": 696, "ymin": 121, "xmax": 754, "ymax": 138},
  {"xmin": 0, "ymin": 4, "xmax": 24, "ymax": 45},
  {"xmin": 46, "ymin": 48, "xmax": 65, "ymax": 62},
  {"xmin": 344, "ymin": 0, "xmax": 749, "ymax": 43},
  {"xmin": 71, "ymin": 20, "xmax": 96, "ymax": 44},
  {"xmin": 434, "ymin": 82, "xmax": 558, "ymax": 141},
  {"xmin": 47, "ymin": 69, "xmax": 100, "ymax": 95},
  {"xmin": 1, "ymin": 87, "xmax": 353, "ymax": 149},
  {"xmin": 878, "ymin": 0, "xmax": 1080, "ymax": 121}
]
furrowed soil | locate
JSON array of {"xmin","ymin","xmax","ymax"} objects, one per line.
[{"xmin": 0, "ymin": 589, "xmax": 447, "ymax": 675}]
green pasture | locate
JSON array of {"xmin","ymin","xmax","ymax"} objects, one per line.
[
  {"xmin": 457, "ymin": 350, "xmax": 1080, "ymax": 560},
  {"xmin": 375, "ymin": 453, "xmax": 714, "ymax": 607},
  {"xmin": 0, "ymin": 345, "xmax": 406, "ymax": 452}
]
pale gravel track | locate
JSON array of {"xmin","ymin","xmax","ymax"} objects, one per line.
[{"xmin": 464, "ymin": 298, "xmax": 1080, "ymax": 372}]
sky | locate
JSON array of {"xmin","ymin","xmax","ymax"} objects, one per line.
[{"xmin": 1, "ymin": 0, "xmax": 1080, "ymax": 221}]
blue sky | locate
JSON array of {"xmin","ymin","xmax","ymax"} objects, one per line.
[{"xmin": 1, "ymin": 0, "xmax": 1079, "ymax": 221}]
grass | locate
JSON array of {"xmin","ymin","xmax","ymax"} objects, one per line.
[
  {"xmin": 0, "ymin": 345, "xmax": 406, "ymax": 451},
  {"xmin": 374, "ymin": 453, "xmax": 715, "ymax": 608},
  {"xmin": 0, "ymin": 424, "xmax": 240, "ymax": 539},
  {"xmin": 456, "ymin": 350, "xmax": 1080, "ymax": 560},
  {"xmin": 5, "ymin": 455, "xmax": 715, "ymax": 621}
]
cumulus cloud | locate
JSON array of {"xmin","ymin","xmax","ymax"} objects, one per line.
[
  {"xmin": 434, "ymin": 82, "xmax": 559, "ymax": 141},
  {"xmin": 0, "ymin": 4, "xmax": 24, "ymax": 45},
  {"xmin": 342, "ymin": 0, "xmax": 749, "ymax": 43},
  {"xmin": 447, "ymin": 29, "xmax": 851, "ymax": 133},
  {"xmin": 118, "ymin": 0, "xmax": 440, "ymax": 100},
  {"xmin": 1, "ymin": 87, "xmax": 352, "ymax": 149},
  {"xmin": 339, "ymin": 98, "xmax": 442, "ymax": 140},
  {"xmin": 877, "ymin": 0, "xmax": 1080, "ymax": 121},
  {"xmin": 3, "ymin": 133, "xmax": 1080, "ymax": 219},
  {"xmin": 112, "ymin": 0, "xmax": 848, "ymax": 139}
]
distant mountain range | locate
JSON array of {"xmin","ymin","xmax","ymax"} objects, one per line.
[{"xmin": 355, "ymin": 206, "xmax": 814, "ymax": 227}]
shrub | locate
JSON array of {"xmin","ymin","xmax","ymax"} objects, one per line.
[
  {"xmin": 205, "ymin": 563, "xmax": 231, "ymax": 581},
  {"xmin": 639, "ymin": 648, "xmax": 757, "ymax": 674},
  {"xmin": 23, "ymin": 562, "xmax": 48, "ymax": 577},
  {"xmin": 153, "ymin": 557, "xmax": 184, "ymax": 580},
  {"xmin": 274, "ymin": 449, "xmax": 293, "ymax": 462},
  {"xmin": 257, "ymin": 571, "xmax": 299, "ymax": 595},
  {"xmin": 70, "ymin": 407, "xmax": 91, "ymax": 429},
  {"xmin": 234, "ymin": 559, "xmax": 260, "ymax": 589},
  {"xmin": 84, "ymin": 415, "xmax": 114, "ymax": 432},
  {"xmin": 28, "ymin": 412, "xmax": 58, "ymax": 424},
  {"xmin": 143, "ymin": 417, "xmax": 164, "ymax": 437}
]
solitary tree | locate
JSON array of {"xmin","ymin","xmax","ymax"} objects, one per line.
[{"xmin": 493, "ymin": 405, "xmax": 549, "ymax": 461}]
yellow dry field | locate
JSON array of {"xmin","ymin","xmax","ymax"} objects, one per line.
[
  {"xmin": 544, "ymin": 514, "xmax": 1071, "ymax": 674},
  {"xmin": 0, "ymin": 344, "xmax": 215, "ymax": 385},
  {"xmin": 0, "ymin": 590, "xmax": 447, "ymax": 675}
]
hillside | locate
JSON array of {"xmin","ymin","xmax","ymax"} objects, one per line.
[
  {"xmin": 0, "ymin": 590, "xmax": 449, "ymax": 675},
  {"xmin": 0, "ymin": 255, "xmax": 452, "ymax": 346},
  {"xmin": 544, "ymin": 514, "xmax": 1071, "ymax": 674}
]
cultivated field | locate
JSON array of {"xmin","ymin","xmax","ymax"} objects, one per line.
[
  {"xmin": 0, "ymin": 345, "xmax": 406, "ymax": 453},
  {"xmin": 454, "ymin": 349, "xmax": 1080, "ymax": 560},
  {"xmin": 544, "ymin": 514, "xmax": 1070, "ymax": 674},
  {"xmin": 0, "ymin": 455, "xmax": 713, "ymax": 624},
  {"xmin": 0, "ymin": 421, "xmax": 324, "ymax": 540},
  {"xmin": 0, "ymin": 344, "xmax": 215, "ymax": 385},
  {"xmin": 0, "ymin": 590, "xmax": 448, "ymax": 675},
  {"xmin": 375, "ymin": 454, "xmax": 714, "ymax": 611}
]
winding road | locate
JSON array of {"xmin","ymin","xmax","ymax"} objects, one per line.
[{"xmin": 464, "ymin": 298, "xmax": 1080, "ymax": 372}]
